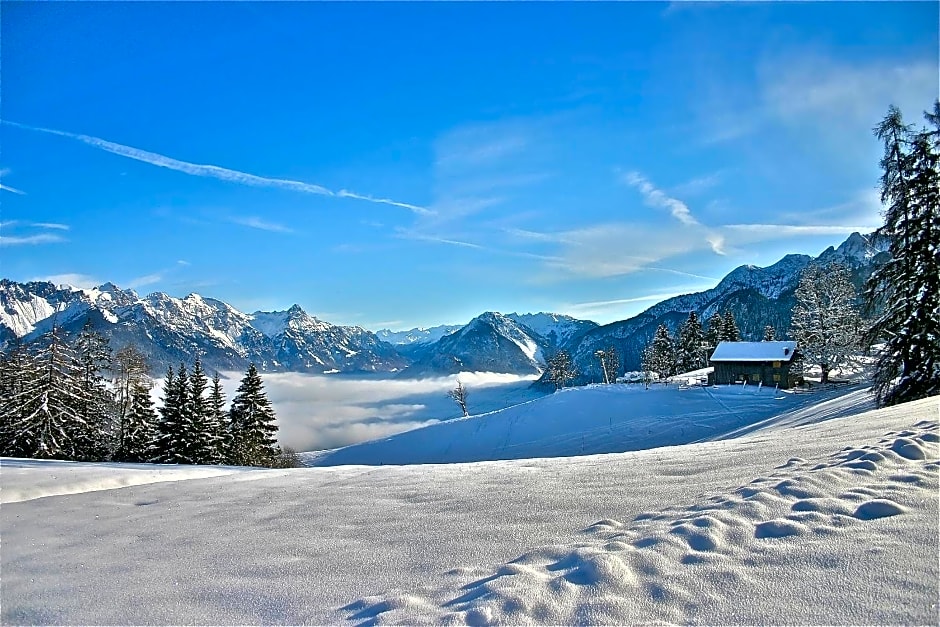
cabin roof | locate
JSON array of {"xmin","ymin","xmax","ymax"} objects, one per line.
[{"xmin": 710, "ymin": 341, "xmax": 797, "ymax": 363}]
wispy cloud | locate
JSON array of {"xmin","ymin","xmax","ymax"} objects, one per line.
[
  {"xmin": 394, "ymin": 228, "xmax": 484, "ymax": 250},
  {"xmin": 3, "ymin": 120, "xmax": 432, "ymax": 216},
  {"xmin": 622, "ymin": 171, "xmax": 700, "ymax": 227},
  {"xmin": 230, "ymin": 216, "xmax": 295, "ymax": 233},
  {"xmin": 34, "ymin": 273, "xmax": 102, "ymax": 289},
  {"xmin": 670, "ymin": 171, "xmax": 723, "ymax": 196},
  {"xmin": 125, "ymin": 273, "xmax": 164, "ymax": 289},
  {"xmin": 32, "ymin": 222, "xmax": 69, "ymax": 230},
  {"xmin": 723, "ymin": 224, "xmax": 879, "ymax": 237},
  {"xmin": 563, "ymin": 292, "xmax": 688, "ymax": 318},
  {"xmin": 0, "ymin": 184, "xmax": 25, "ymax": 195},
  {"xmin": 0, "ymin": 233, "xmax": 67, "ymax": 247}
]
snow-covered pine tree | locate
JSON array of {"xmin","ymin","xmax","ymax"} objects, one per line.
[
  {"xmin": 647, "ymin": 324, "xmax": 676, "ymax": 381},
  {"xmin": 208, "ymin": 372, "xmax": 229, "ymax": 464},
  {"xmin": 791, "ymin": 262, "xmax": 862, "ymax": 384},
  {"xmin": 4, "ymin": 326, "xmax": 89, "ymax": 459},
  {"xmin": 228, "ymin": 364, "xmax": 279, "ymax": 467},
  {"xmin": 151, "ymin": 365, "xmax": 191, "ymax": 463},
  {"xmin": 865, "ymin": 102, "xmax": 940, "ymax": 405},
  {"xmin": 115, "ymin": 381, "xmax": 158, "ymax": 462},
  {"xmin": 676, "ymin": 312, "xmax": 707, "ymax": 373},
  {"xmin": 0, "ymin": 340, "xmax": 37, "ymax": 457},
  {"xmin": 721, "ymin": 311, "xmax": 741, "ymax": 342},
  {"xmin": 763, "ymin": 326, "xmax": 777, "ymax": 341},
  {"xmin": 545, "ymin": 350, "xmax": 577, "ymax": 390},
  {"xmin": 74, "ymin": 320, "xmax": 114, "ymax": 460},
  {"xmin": 705, "ymin": 312, "xmax": 724, "ymax": 351},
  {"xmin": 186, "ymin": 357, "xmax": 216, "ymax": 464}
]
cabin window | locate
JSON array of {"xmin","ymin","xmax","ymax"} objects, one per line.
[
  {"xmin": 773, "ymin": 361, "xmax": 781, "ymax": 368},
  {"xmin": 773, "ymin": 374, "xmax": 781, "ymax": 382}
]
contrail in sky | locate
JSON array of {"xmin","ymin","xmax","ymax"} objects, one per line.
[{"xmin": 2, "ymin": 120, "xmax": 433, "ymax": 216}]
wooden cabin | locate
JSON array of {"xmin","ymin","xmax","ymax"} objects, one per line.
[{"xmin": 708, "ymin": 341, "xmax": 800, "ymax": 389}]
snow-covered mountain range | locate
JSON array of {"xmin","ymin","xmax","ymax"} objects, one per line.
[
  {"xmin": 0, "ymin": 280, "xmax": 409, "ymax": 374},
  {"xmin": 0, "ymin": 232, "xmax": 886, "ymax": 378}
]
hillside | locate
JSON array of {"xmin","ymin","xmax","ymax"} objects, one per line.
[{"xmin": 1, "ymin": 391, "xmax": 936, "ymax": 624}]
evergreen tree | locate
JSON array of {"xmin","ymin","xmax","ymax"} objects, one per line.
[
  {"xmin": 705, "ymin": 312, "xmax": 724, "ymax": 351},
  {"xmin": 151, "ymin": 365, "xmax": 190, "ymax": 463},
  {"xmin": 0, "ymin": 340, "xmax": 37, "ymax": 456},
  {"xmin": 208, "ymin": 373, "xmax": 229, "ymax": 464},
  {"xmin": 646, "ymin": 324, "xmax": 677, "ymax": 380},
  {"xmin": 116, "ymin": 381, "xmax": 158, "ymax": 462},
  {"xmin": 228, "ymin": 364, "xmax": 279, "ymax": 467},
  {"xmin": 676, "ymin": 312, "xmax": 707, "ymax": 372},
  {"xmin": 186, "ymin": 357, "xmax": 216, "ymax": 464},
  {"xmin": 545, "ymin": 350, "xmax": 578, "ymax": 390},
  {"xmin": 763, "ymin": 326, "xmax": 777, "ymax": 341},
  {"xmin": 865, "ymin": 102, "xmax": 940, "ymax": 405},
  {"xmin": 74, "ymin": 320, "xmax": 114, "ymax": 460},
  {"xmin": 721, "ymin": 311, "xmax": 741, "ymax": 342},
  {"xmin": 4, "ymin": 327, "xmax": 89, "ymax": 459},
  {"xmin": 791, "ymin": 262, "xmax": 862, "ymax": 384}
]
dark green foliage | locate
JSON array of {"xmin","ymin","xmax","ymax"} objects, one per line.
[
  {"xmin": 722, "ymin": 311, "xmax": 741, "ymax": 342},
  {"xmin": 545, "ymin": 350, "xmax": 578, "ymax": 390},
  {"xmin": 115, "ymin": 381, "xmax": 158, "ymax": 462},
  {"xmin": 645, "ymin": 324, "xmax": 676, "ymax": 380},
  {"xmin": 228, "ymin": 364, "xmax": 279, "ymax": 467},
  {"xmin": 866, "ymin": 102, "xmax": 940, "ymax": 405},
  {"xmin": 705, "ymin": 313, "xmax": 724, "ymax": 351},
  {"xmin": 763, "ymin": 326, "xmax": 777, "ymax": 341},
  {"xmin": 677, "ymin": 312, "xmax": 707, "ymax": 373},
  {"xmin": 208, "ymin": 373, "xmax": 229, "ymax": 464}
]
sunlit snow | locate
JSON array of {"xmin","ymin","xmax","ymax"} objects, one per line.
[{"xmin": 1, "ymin": 388, "xmax": 937, "ymax": 625}]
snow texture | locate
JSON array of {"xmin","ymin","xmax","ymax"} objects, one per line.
[{"xmin": 1, "ymin": 391, "xmax": 937, "ymax": 625}]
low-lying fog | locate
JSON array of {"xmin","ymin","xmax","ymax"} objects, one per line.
[{"xmin": 217, "ymin": 371, "xmax": 545, "ymax": 453}]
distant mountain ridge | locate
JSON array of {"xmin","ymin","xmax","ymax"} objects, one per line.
[
  {"xmin": 0, "ymin": 281, "xmax": 409, "ymax": 375},
  {"xmin": 0, "ymin": 232, "xmax": 885, "ymax": 380},
  {"xmin": 544, "ymin": 231, "xmax": 889, "ymax": 385}
]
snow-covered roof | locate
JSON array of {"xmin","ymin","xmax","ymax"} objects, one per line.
[{"xmin": 710, "ymin": 341, "xmax": 797, "ymax": 363}]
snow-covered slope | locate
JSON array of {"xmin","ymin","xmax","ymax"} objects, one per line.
[
  {"xmin": 0, "ymin": 281, "xmax": 407, "ymax": 375},
  {"xmin": 308, "ymin": 383, "xmax": 876, "ymax": 466},
  {"xmin": 1, "ymin": 392, "xmax": 936, "ymax": 625}
]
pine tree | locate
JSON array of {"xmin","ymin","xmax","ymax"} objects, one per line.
[
  {"xmin": 151, "ymin": 365, "xmax": 191, "ymax": 463},
  {"xmin": 676, "ymin": 312, "xmax": 707, "ymax": 373},
  {"xmin": 116, "ymin": 381, "xmax": 158, "ymax": 462},
  {"xmin": 186, "ymin": 357, "xmax": 216, "ymax": 464},
  {"xmin": 5, "ymin": 327, "xmax": 89, "ymax": 459},
  {"xmin": 705, "ymin": 312, "xmax": 724, "ymax": 352},
  {"xmin": 545, "ymin": 350, "xmax": 578, "ymax": 390},
  {"xmin": 74, "ymin": 320, "xmax": 114, "ymax": 460},
  {"xmin": 763, "ymin": 326, "xmax": 777, "ymax": 341},
  {"xmin": 791, "ymin": 262, "xmax": 862, "ymax": 384},
  {"xmin": 721, "ymin": 311, "xmax": 741, "ymax": 342},
  {"xmin": 0, "ymin": 340, "xmax": 37, "ymax": 457},
  {"xmin": 647, "ymin": 324, "xmax": 677, "ymax": 380},
  {"xmin": 208, "ymin": 373, "xmax": 229, "ymax": 464},
  {"xmin": 865, "ymin": 102, "xmax": 940, "ymax": 405},
  {"xmin": 228, "ymin": 364, "xmax": 279, "ymax": 467}
]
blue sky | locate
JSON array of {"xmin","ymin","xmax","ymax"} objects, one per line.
[{"xmin": 1, "ymin": 2, "xmax": 937, "ymax": 330}]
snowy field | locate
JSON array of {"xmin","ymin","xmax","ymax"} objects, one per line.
[{"xmin": 1, "ymin": 388, "xmax": 937, "ymax": 625}]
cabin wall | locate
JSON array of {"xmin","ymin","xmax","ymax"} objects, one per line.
[{"xmin": 710, "ymin": 360, "xmax": 794, "ymax": 389}]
